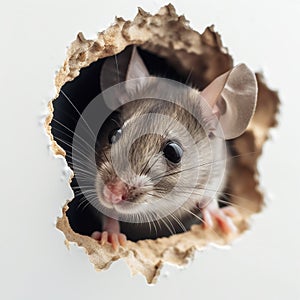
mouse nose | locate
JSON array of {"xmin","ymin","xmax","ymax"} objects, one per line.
[{"xmin": 103, "ymin": 180, "xmax": 128, "ymax": 204}]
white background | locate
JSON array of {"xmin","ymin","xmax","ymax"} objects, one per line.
[{"xmin": 0, "ymin": 0, "xmax": 299, "ymax": 299}]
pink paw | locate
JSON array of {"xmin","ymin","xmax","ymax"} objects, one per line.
[
  {"xmin": 202, "ymin": 206, "xmax": 239, "ymax": 234},
  {"xmin": 91, "ymin": 231, "xmax": 127, "ymax": 250}
]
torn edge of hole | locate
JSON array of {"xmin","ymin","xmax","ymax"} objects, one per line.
[{"xmin": 45, "ymin": 3, "xmax": 280, "ymax": 284}]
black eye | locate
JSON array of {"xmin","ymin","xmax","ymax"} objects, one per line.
[
  {"xmin": 108, "ymin": 128, "xmax": 122, "ymax": 144},
  {"xmin": 163, "ymin": 141, "xmax": 183, "ymax": 163}
]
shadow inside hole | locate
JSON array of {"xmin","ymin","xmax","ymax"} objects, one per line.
[{"xmin": 51, "ymin": 45, "xmax": 232, "ymax": 242}]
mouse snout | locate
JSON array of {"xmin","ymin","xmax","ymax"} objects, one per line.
[{"xmin": 103, "ymin": 180, "xmax": 128, "ymax": 204}]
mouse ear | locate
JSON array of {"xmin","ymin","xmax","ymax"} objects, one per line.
[
  {"xmin": 200, "ymin": 64, "xmax": 257, "ymax": 140},
  {"xmin": 125, "ymin": 46, "xmax": 150, "ymax": 95},
  {"xmin": 126, "ymin": 46, "xmax": 150, "ymax": 80},
  {"xmin": 100, "ymin": 46, "xmax": 149, "ymax": 105},
  {"xmin": 100, "ymin": 46, "xmax": 132, "ymax": 92}
]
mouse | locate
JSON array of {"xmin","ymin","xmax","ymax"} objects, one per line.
[{"xmin": 88, "ymin": 46, "xmax": 257, "ymax": 250}]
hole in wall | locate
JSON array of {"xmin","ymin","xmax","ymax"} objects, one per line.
[
  {"xmin": 51, "ymin": 45, "xmax": 238, "ymax": 242},
  {"xmin": 46, "ymin": 4, "xmax": 280, "ymax": 283}
]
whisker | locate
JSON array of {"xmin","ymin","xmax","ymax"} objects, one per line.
[
  {"xmin": 97, "ymin": 151, "xmax": 112, "ymax": 176},
  {"xmin": 52, "ymin": 119, "xmax": 112, "ymax": 176},
  {"xmin": 60, "ymin": 89, "xmax": 96, "ymax": 139},
  {"xmin": 185, "ymin": 68, "xmax": 193, "ymax": 84},
  {"xmin": 76, "ymin": 196, "xmax": 91, "ymax": 211},
  {"xmin": 170, "ymin": 187, "xmax": 254, "ymax": 214},
  {"xmin": 52, "ymin": 119, "xmax": 97, "ymax": 155},
  {"xmin": 180, "ymin": 207, "xmax": 221, "ymax": 237},
  {"xmin": 148, "ymin": 151, "xmax": 258, "ymax": 183},
  {"xmin": 111, "ymin": 118, "xmax": 121, "ymax": 128},
  {"xmin": 158, "ymin": 214, "xmax": 176, "ymax": 236},
  {"xmin": 148, "ymin": 162, "xmax": 211, "ymax": 182},
  {"xmin": 141, "ymin": 153, "xmax": 161, "ymax": 177},
  {"xmin": 168, "ymin": 212, "xmax": 187, "ymax": 233},
  {"xmin": 73, "ymin": 185, "xmax": 95, "ymax": 190},
  {"xmin": 74, "ymin": 189, "xmax": 97, "ymax": 197},
  {"xmin": 144, "ymin": 209, "xmax": 152, "ymax": 235},
  {"xmin": 114, "ymin": 55, "xmax": 120, "ymax": 85},
  {"xmin": 79, "ymin": 193, "xmax": 101, "ymax": 212},
  {"xmin": 54, "ymin": 136, "xmax": 96, "ymax": 167},
  {"xmin": 145, "ymin": 192, "xmax": 186, "ymax": 233}
]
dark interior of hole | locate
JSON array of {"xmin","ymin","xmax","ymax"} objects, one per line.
[{"xmin": 51, "ymin": 46, "xmax": 232, "ymax": 241}]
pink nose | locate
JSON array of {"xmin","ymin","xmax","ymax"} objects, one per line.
[{"xmin": 103, "ymin": 180, "xmax": 128, "ymax": 204}]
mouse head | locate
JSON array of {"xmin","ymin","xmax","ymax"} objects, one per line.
[{"xmin": 95, "ymin": 46, "xmax": 257, "ymax": 222}]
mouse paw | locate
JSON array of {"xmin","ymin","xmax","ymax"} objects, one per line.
[
  {"xmin": 201, "ymin": 205, "xmax": 239, "ymax": 234},
  {"xmin": 91, "ymin": 231, "xmax": 127, "ymax": 250}
]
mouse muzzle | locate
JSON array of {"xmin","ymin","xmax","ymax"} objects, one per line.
[{"xmin": 103, "ymin": 180, "xmax": 129, "ymax": 204}]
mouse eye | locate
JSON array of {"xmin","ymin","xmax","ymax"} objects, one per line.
[
  {"xmin": 108, "ymin": 128, "xmax": 122, "ymax": 144},
  {"xmin": 163, "ymin": 141, "xmax": 183, "ymax": 164}
]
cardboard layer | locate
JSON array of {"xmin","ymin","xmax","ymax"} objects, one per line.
[{"xmin": 47, "ymin": 4, "xmax": 280, "ymax": 283}]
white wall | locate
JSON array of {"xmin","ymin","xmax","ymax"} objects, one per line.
[{"xmin": 1, "ymin": 0, "xmax": 299, "ymax": 299}]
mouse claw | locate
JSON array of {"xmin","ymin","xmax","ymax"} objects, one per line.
[
  {"xmin": 221, "ymin": 206, "xmax": 239, "ymax": 218},
  {"xmin": 91, "ymin": 231, "xmax": 127, "ymax": 250},
  {"xmin": 91, "ymin": 231, "xmax": 101, "ymax": 240},
  {"xmin": 201, "ymin": 205, "xmax": 239, "ymax": 234},
  {"xmin": 100, "ymin": 231, "xmax": 108, "ymax": 245},
  {"xmin": 118, "ymin": 233, "xmax": 127, "ymax": 247}
]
